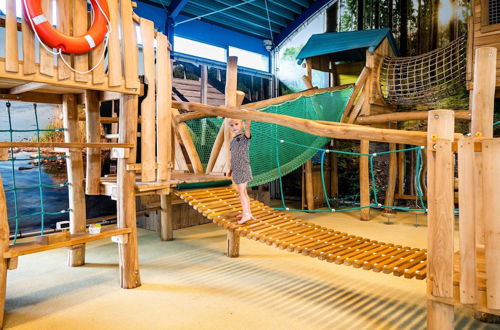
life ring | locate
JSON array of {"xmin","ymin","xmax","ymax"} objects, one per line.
[{"xmin": 23, "ymin": 0, "xmax": 110, "ymax": 54}]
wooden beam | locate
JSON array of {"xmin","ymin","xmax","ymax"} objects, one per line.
[
  {"xmin": 426, "ymin": 110, "xmax": 455, "ymax": 329},
  {"xmin": 342, "ymin": 67, "xmax": 370, "ymax": 122},
  {"xmin": 384, "ymin": 143, "xmax": 398, "ymax": 210},
  {"xmin": 171, "ymin": 109, "xmax": 204, "ymax": 174},
  {"xmin": 359, "ymin": 140, "xmax": 370, "ymax": 220},
  {"xmin": 62, "ymin": 95, "xmax": 87, "ymax": 267},
  {"xmin": 0, "ymin": 91, "xmax": 62, "ymax": 104},
  {"xmin": 174, "ymin": 102, "xmax": 430, "ymax": 146},
  {"xmin": 160, "ymin": 194, "xmax": 173, "ymax": 241},
  {"xmin": 356, "ymin": 110, "xmax": 472, "ymax": 124},
  {"xmin": 0, "ymin": 142, "xmax": 133, "ymax": 149},
  {"xmin": 304, "ymin": 160, "xmax": 314, "ymax": 210}
]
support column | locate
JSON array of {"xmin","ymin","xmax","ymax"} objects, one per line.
[
  {"xmin": 227, "ymin": 229, "xmax": 240, "ymax": 258},
  {"xmin": 360, "ymin": 140, "xmax": 370, "ymax": 220},
  {"xmin": 85, "ymin": 90, "xmax": 102, "ymax": 195},
  {"xmin": 470, "ymin": 47, "xmax": 497, "ymax": 246},
  {"xmin": 117, "ymin": 94, "xmax": 141, "ymax": 289},
  {"xmin": 62, "ymin": 95, "xmax": 86, "ymax": 267},
  {"xmin": 0, "ymin": 176, "xmax": 9, "ymax": 327},
  {"xmin": 305, "ymin": 160, "xmax": 314, "ymax": 210},
  {"xmin": 426, "ymin": 110, "xmax": 455, "ymax": 330},
  {"xmin": 384, "ymin": 143, "xmax": 397, "ymax": 210},
  {"xmin": 160, "ymin": 194, "xmax": 173, "ymax": 241}
]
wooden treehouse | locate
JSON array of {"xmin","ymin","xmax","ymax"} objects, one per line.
[{"xmin": 0, "ymin": 1, "xmax": 498, "ymax": 329}]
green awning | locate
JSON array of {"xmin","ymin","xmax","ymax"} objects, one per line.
[{"xmin": 296, "ymin": 28, "xmax": 399, "ymax": 63}]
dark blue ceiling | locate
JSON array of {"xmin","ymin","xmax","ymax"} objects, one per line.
[{"xmin": 137, "ymin": 0, "xmax": 335, "ymax": 46}]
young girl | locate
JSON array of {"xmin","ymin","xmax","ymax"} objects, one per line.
[{"xmin": 228, "ymin": 118, "xmax": 253, "ymax": 224}]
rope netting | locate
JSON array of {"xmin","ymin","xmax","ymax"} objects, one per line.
[
  {"xmin": 0, "ymin": 102, "xmax": 70, "ymax": 244},
  {"xmin": 185, "ymin": 88, "xmax": 354, "ymax": 187},
  {"xmin": 380, "ymin": 36, "xmax": 467, "ymax": 105}
]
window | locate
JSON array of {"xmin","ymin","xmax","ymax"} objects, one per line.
[
  {"xmin": 228, "ymin": 46, "xmax": 269, "ymax": 72},
  {"xmin": 489, "ymin": 0, "xmax": 500, "ymax": 25},
  {"xmin": 174, "ymin": 36, "xmax": 226, "ymax": 63}
]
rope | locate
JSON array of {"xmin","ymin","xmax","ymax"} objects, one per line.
[{"xmin": 1, "ymin": 102, "xmax": 70, "ymax": 243}]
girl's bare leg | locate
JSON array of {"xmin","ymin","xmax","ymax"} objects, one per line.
[{"xmin": 237, "ymin": 183, "xmax": 252, "ymax": 224}]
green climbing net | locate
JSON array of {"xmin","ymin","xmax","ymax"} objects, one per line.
[
  {"xmin": 1, "ymin": 102, "xmax": 70, "ymax": 244},
  {"xmin": 186, "ymin": 88, "xmax": 354, "ymax": 187}
]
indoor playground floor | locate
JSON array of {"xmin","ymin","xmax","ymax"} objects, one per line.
[{"xmin": 3, "ymin": 209, "xmax": 499, "ymax": 329}]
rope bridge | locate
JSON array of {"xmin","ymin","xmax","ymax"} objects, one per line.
[
  {"xmin": 380, "ymin": 36, "xmax": 467, "ymax": 105},
  {"xmin": 175, "ymin": 186, "xmax": 427, "ymax": 280}
]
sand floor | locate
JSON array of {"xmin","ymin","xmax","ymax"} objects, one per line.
[{"xmin": 3, "ymin": 209, "xmax": 500, "ymax": 329}]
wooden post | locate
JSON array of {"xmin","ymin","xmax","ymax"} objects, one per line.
[
  {"xmin": 426, "ymin": 110, "xmax": 455, "ymax": 330},
  {"xmin": 223, "ymin": 56, "xmax": 238, "ymax": 174},
  {"xmin": 85, "ymin": 91, "xmax": 102, "ymax": 195},
  {"xmin": 330, "ymin": 141, "xmax": 338, "ymax": 201},
  {"xmin": 160, "ymin": 194, "xmax": 173, "ymax": 241},
  {"xmin": 458, "ymin": 136, "xmax": 477, "ymax": 305},
  {"xmin": 62, "ymin": 95, "xmax": 86, "ymax": 267},
  {"xmin": 302, "ymin": 58, "xmax": 314, "ymax": 89},
  {"xmin": 305, "ymin": 160, "xmax": 314, "ymax": 210},
  {"xmin": 397, "ymin": 144, "xmax": 405, "ymax": 196},
  {"xmin": 117, "ymin": 94, "xmax": 141, "ymax": 288},
  {"xmin": 360, "ymin": 140, "xmax": 370, "ymax": 220},
  {"xmin": 384, "ymin": 143, "xmax": 397, "ymax": 210},
  {"xmin": 227, "ymin": 230, "xmax": 240, "ymax": 258},
  {"xmin": 0, "ymin": 175, "xmax": 9, "ymax": 327},
  {"xmin": 470, "ymin": 47, "xmax": 497, "ymax": 247},
  {"xmin": 200, "ymin": 65, "xmax": 208, "ymax": 104},
  {"xmin": 482, "ymin": 139, "xmax": 500, "ymax": 310}
]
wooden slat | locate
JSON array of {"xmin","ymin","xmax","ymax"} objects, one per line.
[
  {"xmin": 5, "ymin": 0, "xmax": 19, "ymax": 73},
  {"xmin": 139, "ymin": 19, "xmax": 157, "ymax": 182},
  {"xmin": 0, "ymin": 175, "xmax": 9, "ymax": 326},
  {"xmin": 91, "ymin": 37, "xmax": 106, "ymax": 84},
  {"xmin": 21, "ymin": 15, "xmax": 36, "ymax": 75},
  {"xmin": 482, "ymin": 139, "xmax": 500, "ymax": 310},
  {"xmin": 85, "ymin": 91, "xmax": 102, "ymax": 195},
  {"xmin": 107, "ymin": 0, "xmax": 122, "ymax": 87},
  {"xmin": 56, "ymin": 0, "xmax": 72, "ymax": 80},
  {"xmin": 156, "ymin": 33, "xmax": 172, "ymax": 182},
  {"xmin": 120, "ymin": 0, "xmax": 140, "ymax": 90},
  {"xmin": 73, "ymin": 0, "xmax": 88, "ymax": 82},
  {"xmin": 458, "ymin": 137, "xmax": 477, "ymax": 305},
  {"xmin": 39, "ymin": 0, "xmax": 54, "ymax": 77},
  {"xmin": 9, "ymin": 82, "xmax": 47, "ymax": 95}
]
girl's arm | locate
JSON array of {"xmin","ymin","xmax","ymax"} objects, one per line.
[{"xmin": 244, "ymin": 120, "xmax": 251, "ymax": 138}]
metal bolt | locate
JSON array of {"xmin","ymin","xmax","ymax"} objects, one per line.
[{"xmin": 434, "ymin": 114, "xmax": 439, "ymax": 119}]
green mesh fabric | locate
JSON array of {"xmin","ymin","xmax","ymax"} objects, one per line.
[{"xmin": 185, "ymin": 87, "xmax": 353, "ymax": 187}]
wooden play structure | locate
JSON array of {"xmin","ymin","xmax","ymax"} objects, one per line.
[{"xmin": 0, "ymin": 1, "xmax": 499, "ymax": 329}]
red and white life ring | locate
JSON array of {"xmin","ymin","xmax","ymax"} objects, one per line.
[{"xmin": 23, "ymin": 0, "xmax": 110, "ymax": 54}]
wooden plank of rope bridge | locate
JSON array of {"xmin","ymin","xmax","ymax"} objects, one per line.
[
  {"xmin": 56, "ymin": 0, "xmax": 71, "ymax": 80},
  {"xmin": 107, "ymin": 0, "xmax": 122, "ymax": 87},
  {"xmin": 301, "ymin": 233, "xmax": 355, "ymax": 256},
  {"xmin": 383, "ymin": 249, "xmax": 427, "ymax": 274},
  {"xmin": 482, "ymin": 139, "xmax": 500, "ymax": 310},
  {"xmin": 72, "ymin": 0, "xmax": 88, "ymax": 82},
  {"xmin": 362, "ymin": 246, "xmax": 413, "ymax": 270},
  {"xmin": 458, "ymin": 136, "xmax": 477, "ymax": 305},
  {"xmin": 405, "ymin": 261, "xmax": 427, "ymax": 279},
  {"xmin": 427, "ymin": 110, "xmax": 455, "ymax": 330},
  {"xmin": 351, "ymin": 244, "xmax": 400, "ymax": 267},
  {"xmin": 344, "ymin": 243, "xmax": 395, "ymax": 266},
  {"xmin": 333, "ymin": 241, "xmax": 381, "ymax": 264},
  {"xmin": 392, "ymin": 252, "xmax": 427, "ymax": 276},
  {"xmin": 62, "ymin": 95, "xmax": 87, "ymax": 266},
  {"xmin": 85, "ymin": 91, "xmax": 102, "ymax": 195},
  {"xmin": 39, "ymin": 0, "xmax": 54, "ymax": 77},
  {"xmin": 319, "ymin": 237, "xmax": 370, "ymax": 260},
  {"xmin": 5, "ymin": 0, "xmax": 18, "ymax": 73},
  {"xmin": 0, "ymin": 175, "xmax": 9, "ymax": 327},
  {"xmin": 139, "ymin": 18, "xmax": 157, "ymax": 182},
  {"xmin": 117, "ymin": 94, "xmax": 141, "ymax": 288},
  {"xmin": 292, "ymin": 231, "xmax": 346, "ymax": 254},
  {"xmin": 21, "ymin": 12, "xmax": 35, "ymax": 75},
  {"xmin": 260, "ymin": 222, "xmax": 311, "ymax": 244},
  {"xmin": 265, "ymin": 223, "xmax": 321, "ymax": 245},
  {"xmin": 372, "ymin": 248, "xmax": 421, "ymax": 273},
  {"xmin": 280, "ymin": 230, "xmax": 338, "ymax": 251}
]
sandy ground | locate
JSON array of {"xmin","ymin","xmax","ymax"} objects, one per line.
[{"xmin": 3, "ymin": 209, "xmax": 499, "ymax": 330}]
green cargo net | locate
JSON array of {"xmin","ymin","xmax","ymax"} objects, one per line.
[
  {"xmin": 0, "ymin": 102, "xmax": 70, "ymax": 244},
  {"xmin": 186, "ymin": 88, "xmax": 354, "ymax": 187}
]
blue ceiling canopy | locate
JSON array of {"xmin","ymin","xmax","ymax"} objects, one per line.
[{"xmin": 137, "ymin": 0, "xmax": 336, "ymax": 48}]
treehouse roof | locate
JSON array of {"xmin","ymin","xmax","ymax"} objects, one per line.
[{"xmin": 296, "ymin": 28, "xmax": 399, "ymax": 63}]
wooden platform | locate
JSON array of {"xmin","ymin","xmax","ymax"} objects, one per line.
[{"xmin": 175, "ymin": 187, "xmax": 428, "ymax": 280}]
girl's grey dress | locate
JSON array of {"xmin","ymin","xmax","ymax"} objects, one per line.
[{"xmin": 230, "ymin": 133, "xmax": 253, "ymax": 184}]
